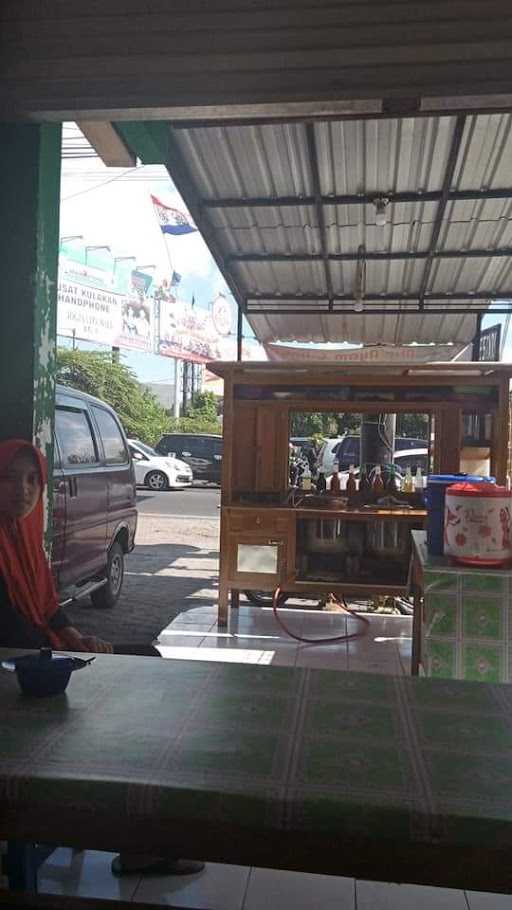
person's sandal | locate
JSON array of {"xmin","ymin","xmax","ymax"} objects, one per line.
[{"xmin": 111, "ymin": 854, "xmax": 205, "ymax": 877}]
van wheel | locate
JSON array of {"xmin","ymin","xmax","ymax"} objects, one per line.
[
  {"xmin": 146, "ymin": 470, "xmax": 169, "ymax": 491},
  {"xmin": 91, "ymin": 542, "xmax": 124, "ymax": 609}
]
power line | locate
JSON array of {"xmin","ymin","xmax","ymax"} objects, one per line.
[{"xmin": 60, "ymin": 167, "xmax": 139, "ymax": 202}]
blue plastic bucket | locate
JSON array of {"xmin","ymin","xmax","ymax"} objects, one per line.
[{"xmin": 426, "ymin": 474, "xmax": 496, "ymax": 556}]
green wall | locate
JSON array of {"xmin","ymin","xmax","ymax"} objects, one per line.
[{"xmin": 0, "ymin": 123, "xmax": 62, "ymax": 463}]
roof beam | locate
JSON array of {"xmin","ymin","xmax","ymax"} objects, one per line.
[
  {"xmin": 246, "ymin": 292, "xmax": 510, "ymax": 302},
  {"xmin": 229, "ymin": 247, "xmax": 512, "ymax": 264},
  {"xmin": 202, "ymin": 186, "xmax": 512, "ymax": 210},
  {"xmin": 246, "ymin": 306, "xmax": 512, "ymax": 315},
  {"xmin": 305, "ymin": 123, "xmax": 333, "ymax": 311},
  {"xmin": 76, "ymin": 121, "xmax": 136, "ymax": 166},
  {"xmin": 417, "ymin": 114, "xmax": 467, "ymax": 311}
]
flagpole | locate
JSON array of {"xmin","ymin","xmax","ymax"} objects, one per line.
[{"xmin": 163, "ymin": 234, "xmax": 174, "ymax": 282}]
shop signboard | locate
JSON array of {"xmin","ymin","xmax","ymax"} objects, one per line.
[
  {"xmin": 57, "ymin": 241, "xmax": 154, "ymax": 352},
  {"xmin": 157, "ymin": 290, "xmax": 234, "ymax": 363},
  {"xmin": 116, "ymin": 270, "xmax": 154, "ymax": 352},
  {"xmin": 263, "ymin": 342, "xmax": 471, "ymax": 363}
]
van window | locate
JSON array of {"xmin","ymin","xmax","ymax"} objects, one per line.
[
  {"xmin": 53, "ymin": 432, "xmax": 62, "ymax": 469},
  {"xmin": 184, "ymin": 437, "xmax": 206, "ymax": 456},
  {"xmin": 92, "ymin": 407, "xmax": 128, "ymax": 464},
  {"xmin": 395, "ymin": 452, "xmax": 429, "ymax": 474},
  {"xmin": 212, "ymin": 439, "xmax": 223, "ymax": 455},
  {"xmin": 55, "ymin": 407, "xmax": 98, "ymax": 467}
]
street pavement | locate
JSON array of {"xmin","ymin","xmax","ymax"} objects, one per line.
[
  {"xmin": 67, "ymin": 510, "xmax": 220, "ymax": 646},
  {"xmin": 136, "ymin": 485, "xmax": 220, "ymax": 518}
]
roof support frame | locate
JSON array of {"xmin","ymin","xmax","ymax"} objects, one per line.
[
  {"xmin": 246, "ymin": 306, "xmax": 512, "ymax": 315},
  {"xmin": 202, "ymin": 186, "xmax": 512, "ymax": 210},
  {"xmin": 246, "ymin": 291, "xmax": 512, "ymax": 303},
  {"xmin": 305, "ymin": 124, "xmax": 334, "ymax": 312},
  {"xmin": 228, "ymin": 247, "xmax": 512, "ymax": 264},
  {"xmin": 417, "ymin": 115, "xmax": 467, "ymax": 311}
]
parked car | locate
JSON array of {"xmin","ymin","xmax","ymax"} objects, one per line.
[
  {"xmin": 334, "ymin": 434, "xmax": 428, "ymax": 471},
  {"xmin": 52, "ymin": 384, "xmax": 137, "ymax": 609},
  {"xmin": 317, "ymin": 434, "xmax": 428, "ymax": 475},
  {"xmin": 155, "ymin": 433, "xmax": 223, "ymax": 484},
  {"xmin": 128, "ymin": 438, "xmax": 193, "ymax": 491}
]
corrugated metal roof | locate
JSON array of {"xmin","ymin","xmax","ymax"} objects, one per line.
[
  {"xmin": 168, "ymin": 112, "xmax": 512, "ymax": 346},
  {"xmin": 246, "ymin": 309, "xmax": 481, "ymax": 346}
]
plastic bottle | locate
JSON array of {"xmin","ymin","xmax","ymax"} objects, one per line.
[
  {"xmin": 346, "ymin": 464, "xmax": 357, "ymax": 499},
  {"xmin": 372, "ymin": 464, "xmax": 384, "ymax": 496},
  {"xmin": 414, "ymin": 466, "xmax": 423, "ymax": 492},
  {"xmin": 330, "ymin": 460, "xmax": 341, "ymax": 495},
  {"xmin": 316, "ymin": 471, "xmax": 326, "ymax": 494},
  {"xmin": 402, "ymin": 466, "xmax": 414, "ymax": 494},
  {"xmin": 301, "ymin": 464, "xmax": 312, "ymax": 492}
]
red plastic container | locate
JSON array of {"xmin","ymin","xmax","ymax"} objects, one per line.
[{"xmin": 444, "ymin": 482, "xmax": 512, "ymax": 567}]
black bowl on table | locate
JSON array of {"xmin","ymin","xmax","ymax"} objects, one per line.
[{"xmin": 1, "ymin": 648, "xmax": 94, "ymax": 697}]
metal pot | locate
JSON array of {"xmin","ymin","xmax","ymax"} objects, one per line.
[
  {"xmin": 366, "ymin": 519, "xmax": 409, "ymax": 558},
  {"xmin": 305, "ymin": 519, "xmax": 364, "ymax": 555}
]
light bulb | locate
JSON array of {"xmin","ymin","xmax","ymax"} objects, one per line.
[{"xmin": 374, "ymin": 197, "xmax": 389, "ymax": 227}]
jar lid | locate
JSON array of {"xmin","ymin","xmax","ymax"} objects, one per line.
[{"xmin": 446, "ymin": 482, "xmax": 510, "ymax": 498}]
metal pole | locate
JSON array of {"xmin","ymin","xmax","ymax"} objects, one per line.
[
  {"xmin": 360, "ymin": 414, "xmax": 396, "ymax": 471},
  {"xmin": 173, "ymin": 358, "xmax": 180, "ymax": 419},
  {"xmin": 182, "ymin": 360, "xmax": 188, "ymax": 414},
  {"xmin": 472, "ymin": 313, "xmax": 483, "ymax": 361},
  {"xmin": 111, "ymin": 346, "xmax": 120, "ymax": 364},
  {"xmin": 237, "ymin": 306, "xmax": 243, "ymax": 361}
]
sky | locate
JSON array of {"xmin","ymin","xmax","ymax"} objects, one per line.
[{"xmin": 59, "ymin": 124, "xmax": 512, "ymax": 378}]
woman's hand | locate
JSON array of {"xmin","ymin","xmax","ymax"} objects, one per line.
[
  {"xmin": 80, "ymin": 635, "xmax": 113, "ymax": 654},
  {"xmin": 60, "ymin": 626, "xmax": 113, "ymax": 654}
]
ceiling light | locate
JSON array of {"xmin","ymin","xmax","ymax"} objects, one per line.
[{"xmin": 374, "ymin": 196, "xmax": 389, "ymax": 227}]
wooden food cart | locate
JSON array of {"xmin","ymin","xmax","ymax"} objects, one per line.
[{"xmin": 208, "ymin": 361, "xmax": 512, "ymax": 627}]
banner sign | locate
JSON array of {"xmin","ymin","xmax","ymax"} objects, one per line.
[
  {"xmin": 157, "ymin": 290, "xmax": 234, "ymax": 363},
  {"xmin": 116, "ymin": 270, "xmax": 154, "ymax": 352},
  {"xmin": 57, "ymin": 241, "xmax": 154, "ymax": 352},
  {"xmin": 264, "ymin": 342, "xmax": 471, "ymax": 364}
]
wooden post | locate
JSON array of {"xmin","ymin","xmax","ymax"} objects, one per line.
[
  {"xmin": 237, "ymin": 307, "xmax": 243, "ymax": 362},
  {"xmin": 437, "ymin": 409, "xmax": 462, "ymax": 474}
]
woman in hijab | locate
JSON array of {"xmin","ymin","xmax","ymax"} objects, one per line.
[{"xmin": 0, "ymin": 439, "xmax": 111, "ymax": 652}]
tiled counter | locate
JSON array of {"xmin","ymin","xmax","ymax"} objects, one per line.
[{"xmin": 411, "ymin": 530, "xmax": 512, "ymax": 682}]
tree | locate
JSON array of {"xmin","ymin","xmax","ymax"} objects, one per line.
[
  {"xmin": 396, "ymin": 413, "xmax": 429, "ymax": 439},
  {"xmin": 290, "ymin": 411, "xmax": 360, "ymax": 439},
  {"xmin": 56, "ymin": 348, "xmax": 171, "ymax": 445},
  {"xmin": 186, "ymin": 390, "xmax": 219, "ymax": 421}
]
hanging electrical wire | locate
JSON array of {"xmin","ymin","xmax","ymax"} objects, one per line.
[{"xmin": 60, "ymin": 167, "xmax": 139, "ymax": 202}]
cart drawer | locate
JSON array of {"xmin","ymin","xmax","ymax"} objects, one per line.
[{"xmin": 227, "ymin": 511, "xmax": 290, "ymax": 534}]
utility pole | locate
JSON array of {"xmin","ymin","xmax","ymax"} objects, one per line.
[
  {"xmin": 173, "ymin": 358, "xmax": 180, "ymax": 419},
  {"xmin": 360, "ymin": 414, "xmax": 396, "ymax": 472}
]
